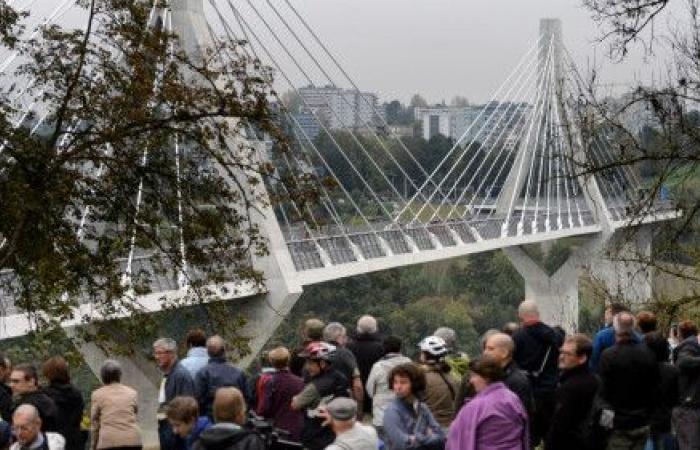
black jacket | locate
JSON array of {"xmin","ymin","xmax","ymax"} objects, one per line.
[
  {"xmin": 545, "ymin": 364, "xmax": 600, "ymax": 450},
  {"xmin": 348, "ymin": 332, "xmax": 384, "ymax": 413},
  {"xmin": 196, "ymin": 358, "xmax": 249, "ymax": 419},
  {"xmin": 43, "ymin": 382, "xmax": 85, "ymax": 450},
  {"xmin": 12, "ymin": 390, "xmax": 58, "ymax": 432},
  {"xmin": 193, "ymin": 424, "xmax": 264, "ymax": 450},
  {"xmin": 503, "ymin": 361, "xmax": 534, "ymax": 418},
  {"xmin": 301, "ymin": 369, "xmax": 350, "ymax": 450},
  {"xmin": 600, "ymin": 340, "xmax": 659, "ymax": 430},
  {"xmin": 0, "ymin": 384, "xmax": 12, "ymax": 422},
  {"xmin": 676, "ymin": 336, "xmax": 700, "ymax": 408},
  {"xmin": 513, "ymin": 322, "xmax": 563, "ymax": 395},
  {"xmin": 650, "ymin": 362, "xmax": 678, "ymax": 434}
]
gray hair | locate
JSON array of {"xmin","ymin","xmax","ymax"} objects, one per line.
[
  {"xmin": 356, "ymin": 315, "xmax": 378, "ymax": 334},
  {"xmin": 518, "ymin": 299, "xmax": 539, "ymax": 318},
  {"xmin": 479, "ymin": 328, "xmax": 500, "ymax": 350},
  {"xmin": 433, "ymin": 327, "xmax": 456, "ymax": 349},
  {"xmin": 100, "ymin": 359, "xmax": 122, "ymax": 385},
  {"xmin": 13, "ymin": 404, "xmax": 39, "ymax": 422},
  {"xmin": 207, "ymin": 335, "xmax": 226, "ymax": 358},
  {"xmin": 323, "ymin": 322, "xmax": 347, "ymax": 342},
  {"xmin": 153, "ymin": 337, "xmax": 177, "ymax": 352}
]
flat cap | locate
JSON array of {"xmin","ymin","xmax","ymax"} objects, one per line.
[{"xmin": 326, "ymin": 397, "xmax": 357, "ymax": 421}]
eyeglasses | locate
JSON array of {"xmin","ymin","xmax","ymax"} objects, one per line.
[{"xmin": 8, "ymin": 378, "xmax": 23, "ymax": 384}]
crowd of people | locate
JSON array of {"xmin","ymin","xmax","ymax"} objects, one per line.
[{"xmin": 1, "ymin": 300, "xmax": 699, "ymax": 450}]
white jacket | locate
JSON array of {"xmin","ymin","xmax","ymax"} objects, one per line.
[
  {"xmin": 365, "ymin": 353, "xmax": 412, "ymax": 427},
  {"xmin": 10, "ymin": 432, "xmax": 65, "ymax": 450}
]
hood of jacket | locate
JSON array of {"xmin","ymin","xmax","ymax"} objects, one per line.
[{"xmin": 196, "ymin": 424, "xmax": 251, "ymax": 450}]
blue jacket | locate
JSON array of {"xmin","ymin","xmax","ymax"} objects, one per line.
[
  {"xmin": 382, "ymin": 397, "xmax": 445, "ymax": 450},
  {"xmin": 181, "ymin": 347, "xmax": 209, "ymax": 379},
  {"xmin": 185, "ymin": 416, "xmax": 212, "ymax": 450},
  {"xmin": 196, "ymin": 357, "xmax": 249, "ymax": 418}
]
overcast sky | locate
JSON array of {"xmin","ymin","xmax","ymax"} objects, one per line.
[
  {"xmin": 24, "ymin": 0, "xmax": 684, "ymax": 105},
  {"xmin": 282, "ymin": 0, "xmax": 681, "ymax": 104}
]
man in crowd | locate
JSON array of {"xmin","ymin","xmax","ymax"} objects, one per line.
[
  {"xmin": 636, "ymin": 311, "xmax": 657, "ymax": 336},
  {"xmin": 193, "ymin": 388, "xmax": 264, "ymax": 450},
  {"xmin": 322, "ymin": 398, "xmax": 378, "ymax": 450},
  {"xmin": 10, "ymin": 405, "xmax": 64, "ymax": 450},
  {"xmin": 434, "ymin": 327, "xmax": 469, "ymax": 380},
  {"xmin": 180, "ymin": 329, "xmax": 208, "ymax": 379},
  {"xmin": 196, "ymin": 335, "xmax": 249, "ymax": 419},
  {"xmin": 513, "ymin": 299, "xmax": 560, "ymax": 446},
  {"xmin": 290, "ymin": 318, "xmax": 325, "ymax": 377},
  {"xmin": 673, "ymin": 320, "xmax": 698, "ymax": 363},
  {"xmin": 291, "ymin": 342, "xmax": 350, "ymax": 450},
  {"xmin": 9, "ymin": 364, "xmax": 57, "ymax": 432},
  {"xmin": 347, "ymin": 315, "xmax": 384, "ymax": 416},
  {"xmin": 545, "ymin": 334, "xmax": 600, "ymax": 450},
  {"xmin": 323, "ymin": 322, "xmax": 364, "ymax": 417},
  {"xmin": 0, "ymin": 354, "xmax": 12, "ymax": 422},
  {"xmin": 674, "ymin": 320, "xmax": 700, "ymax": 449},
  {"xmin": 591, "ymin": 303, "xmax": 633, "ymax": 371},
  {"xmin": 600, "ymin": 311, "xmax": 659, "ymax": 450},
  {"xmin": 366, "ymin": 335, "xmax": 411, "ymax": 439},
  {"xmin": 153, "ymin": 337, "xmax": 195, "ymax": 450},
  {"xmin": 483, "ymin": 332, "xmax": 533, "ymax": 415}
]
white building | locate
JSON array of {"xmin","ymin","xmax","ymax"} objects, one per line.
[
  {"xmin": 295, "ymin": 85, "xmax": 383, "ymax": 140},
  {"xmin": 415, "ymin": 102, "xmax": 531, "ymax": 148}
]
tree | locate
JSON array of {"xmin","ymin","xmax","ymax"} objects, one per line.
[
  {"xmin": 579, "ymin": 0, "xmax": 700, "ymax": 320},
  {"xmin": 409, "ymin": 94, "xmax": 429, "ymax": 109},
  {"xmin": 0, "ymin": 1, "xmax": 303, "ymax": 351},
  {"xmin": 450, "ymin": 96, "xmax": 470, "ymax": 108}
]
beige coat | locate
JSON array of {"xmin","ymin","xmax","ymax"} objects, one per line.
[{"xmin": 91, "ymin": 383, "xmax": 142, "ymax": 450}]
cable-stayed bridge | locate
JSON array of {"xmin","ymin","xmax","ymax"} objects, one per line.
[
  {"xmin": 0, "ymin": 1, "xmax": 680, "ymax": 350},
  {"xmin": 0, "ymin": 1, "xmax": 682, "ymax": 444}
]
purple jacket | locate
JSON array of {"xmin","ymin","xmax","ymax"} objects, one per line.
[
  {"xmin": 259, "ymin": 369, "xmax": 304, "ymax": 441},
  {"xmin": 446, "ymin": 382, "xmax": 529, "ymax": 450}
]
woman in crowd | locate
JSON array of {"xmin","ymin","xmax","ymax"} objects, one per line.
[
  {"xmin": 42, "ymin": 356, "xmax": 85, "ymax": 450},
  {"xmin": 446, "ymin": 357, "xmax": 529, "ymax": 450},
  {"xmin": 383, "ymin": 362, "xmax": 445, "ymax": 450},
  {"xmin": 90, "ymin": 360, "xmax": 142, "ymax": 450},
  {"xmin": 166, "ymin": 397, "xmax": 211, "ymax": 450}
]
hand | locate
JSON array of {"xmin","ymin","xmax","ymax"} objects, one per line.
[{"xmin": 316, "ymin": 406, "xmax": 331, "ymax": 427}]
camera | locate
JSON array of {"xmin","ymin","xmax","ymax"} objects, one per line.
[{"xmin": 247, "ymin": 413, "xmax": 304, "ymax": 450}]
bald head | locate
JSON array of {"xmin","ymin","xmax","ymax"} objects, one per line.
[
  {"xmin": 614, "ymin": 311, "xmax": 636, "ymax": 341},
  {"xmin": 207, "ymin": 335, "xmax": 226, "ymax": 358},
  {"xmin": 518, "ymin": 299, "xmax": 540, "ymax": 324},
  {"xmin": 13, "ymin": 404, "xmax": 41, "ymax": 445},
  {"xmin": 14, "ymin": 404, "xmax": 39, "ymax": 422},
  {"xmin": 483, "ymin": 333, "xmax": 515, "ymax": 367}
]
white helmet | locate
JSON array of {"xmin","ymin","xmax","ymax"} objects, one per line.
[{"xmin": 418, "ymin": 336, "xmax": 449, "ymax": 357}]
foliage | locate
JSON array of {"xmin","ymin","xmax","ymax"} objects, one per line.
[
  {"xmin": 0, "ymin": 0, "xmax": 306, "ymax": 353},
  {"xmin": 270, "ymin": 251, "xmax": 525, "ymax": 358},
  {"xmin": 580, "ymin": 0, "xmax": 700, "ymax": 312}
]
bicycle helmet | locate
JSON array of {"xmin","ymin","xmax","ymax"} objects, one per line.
[
  {"xmin": 418, "ymin": 335, "xmax": 449, "ymax": 357},
  {"xmin": 303, "ymin": 341, "xmax": 337, "ymax": 361}
]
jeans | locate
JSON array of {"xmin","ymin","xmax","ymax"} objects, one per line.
[{"xmin": 644, "ymin": 433, "xmax": 678, "ymax": 450}]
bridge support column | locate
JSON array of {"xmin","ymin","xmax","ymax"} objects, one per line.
[
  {"xmin": 70, "ymin": 329, "xmax": 161, "ymax": 450},
  {"xmin": 503, "ymin": 246, "xmax": 581, "ymax": 333},
  {"xmin": 504, "ymin": 225, "xmax": 653, "ymax": 333}
]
